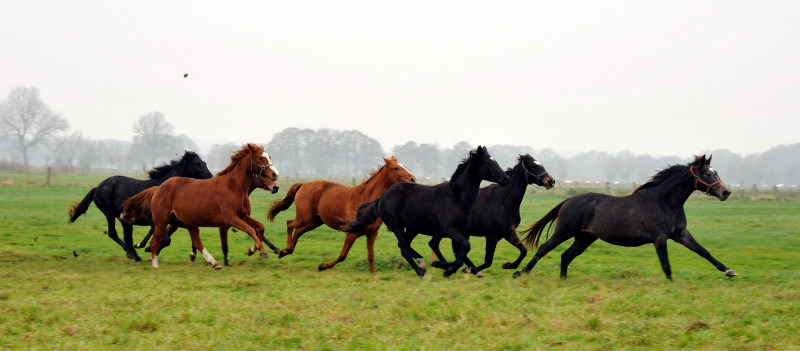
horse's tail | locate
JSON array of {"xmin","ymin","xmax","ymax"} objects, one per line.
[
  {"xmin": 120, "ymin": 188, "xmax": 157, "ymax": 223},
  {"xmin": 519, "ymin": 200, "xmax": 566, "ymax": 249},
  {"xmin": 266, "ymin": 183, "xmax": 303, "ymax": 222},
  {"xmin": 340, "ymin": 198, "xmax": 381, "ymax": 233},
  {"xmin": 68, "ymin": 187, "xmax": 96, "ymax": 222}
]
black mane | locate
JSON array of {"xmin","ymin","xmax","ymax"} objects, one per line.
[
  {"xmin": 633, "ymin": 155, "xmax": 705, "ymax": 194},
  {"xmin": 449, "ymin": 150, "xmax": 477, "ymax": 181},
  {"xmin": 148, "ymin": 151, "xmax": 199, "ymax": 180}
]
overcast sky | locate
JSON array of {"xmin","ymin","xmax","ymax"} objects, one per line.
[{"xmin": 2, "ymin": 1, "xmax": 798, "ymax": 157}]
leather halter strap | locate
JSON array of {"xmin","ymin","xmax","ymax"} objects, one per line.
[
  {"xmin": 520, "ymin": 161, "xmax": 548, "ymax": 185},
  {"xmin": 689, "ymin": 165, "xmax": 722, "ymax": 195},
  {"xmin": 250, "ymin": 154, "xmax": 273, "ymax": 178}
]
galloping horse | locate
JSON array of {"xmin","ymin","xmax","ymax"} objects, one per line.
[
  {"xmin": 267, "ymin": 156, "xmax": 415, "ymax": 273},
  {"xmin": 513, "ymin": 155, "xmax": 738, "ymax": 280},
  {"xmin": 68, "ymin": 151, "xmax": 213, "ymax": 261},
  {"xmin": 121, "ymin": 143, "xmax": 279, "ymax": 268},
  {"xmin": 134, "ymin": 171, "xmax": 281, "ymax": 266},
  {"xmin": 428, "ymin": 154, "xmax": 555, "ymax": 276},
  {"xmin": 343, "ymin": 146, "xmax": 509, "ymax": 277}
]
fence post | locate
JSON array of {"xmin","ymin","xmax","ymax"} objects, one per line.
[{"xmin": 46, "ymin": 167, "xmax": 52, "ymax": 186}]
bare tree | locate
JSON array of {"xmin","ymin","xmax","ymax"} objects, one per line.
[
  {"xmin": 0, "ymin": 87, "xmax": 68, "ymax": 167},
  {"xmin": 130, "ymin": 112, "xmax": 196, "ymax": 168}
]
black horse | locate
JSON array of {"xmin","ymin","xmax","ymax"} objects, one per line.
[
  {"xmin": 343, "ymin": 146, "xmax": 510, "ymax": 277},
  {"xmin": 428, "ymin": 154, "xmax": 556, "ymax": 276},
  {"xmin": 513, "ymin": 155, "xmax": 738, "ymax": 280},
  {"xmin": 68, "ymin": 151, "xmax": 213, "ymax": 261}
]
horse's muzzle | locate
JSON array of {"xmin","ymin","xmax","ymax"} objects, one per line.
[
  {"xmin": 543, "ymin": 176, "xmax": 556, "ymax": 189},
  {"xmin": 270, "ymin": 186, "xmax": 279, "ymax": 194},
  {"xmin": 713, "ymin": 184, "xmax": 731, "ymax": 201}
]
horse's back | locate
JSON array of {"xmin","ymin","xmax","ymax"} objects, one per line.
[{"xmin": 379, "ymin": 182, "xmax": 445, "ymax": 235}]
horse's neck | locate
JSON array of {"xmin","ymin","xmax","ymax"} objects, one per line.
[
  {"xmin": 501, "ymin": 165, "xmax": 529, "ymax": 207},
  {"xmin": 220, "ymin": 160, "xmax": 253, "ymax": 194},
  {"xmin": 639, "ymin": 171, "xmax": 695, "ymax": 209},
  {"xmin": 449, "ymin": 164, "xmax": 483, "ymax": 205},
  {"xmin": 361, "ymin": 171, "xmax": 392, "ymax": 199}
]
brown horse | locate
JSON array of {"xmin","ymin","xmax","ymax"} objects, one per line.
[
  {"xmin": 134, "ymin": 169, "xmax": 281, "ymax": 266},
  {"xmin": 267, "ymin": 156, "xmax": 415, "ymax": 273},
  {"xmin": 121, "ymin": 143, "xmax": 279, "ymax": 268}
]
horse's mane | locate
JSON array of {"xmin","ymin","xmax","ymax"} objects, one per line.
[
  {"xmin": 449, "ymin": 150, "xmax": 477, "ymax": 181},
  {"xmin": 633, "ymin": 156, "xmax": 705, "ymax": 194},
  {"xmin": 147, "ymin": 151, "xmax": 200, "ymax": 179},
  {"xmin": 216, "ymin": 143, "xmax": 263, "ymax": 176},
  {"xmin": 361, "ymin": 164, "xmax": 386, "ymax": 185}
]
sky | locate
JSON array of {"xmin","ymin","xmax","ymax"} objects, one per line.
[{"xmin": 1, "ymin": 1, "xmax": 798, "ymax": 158}]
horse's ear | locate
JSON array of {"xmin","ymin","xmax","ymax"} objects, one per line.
[
  {"xmin": 383, "ymin": 157, "xmax": 391, "ymax": 164},
  {"xmin": 390, "ymin": 156, "xmax": 397, "ymax": 161},
  {"xmin": 706, "ymin": 154, "xmax": 713, "ymax": 165}
]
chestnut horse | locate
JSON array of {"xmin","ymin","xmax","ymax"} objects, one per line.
[
  {"xmin": 134, "ymin": 170, "xmax": 281, "ymax": 266},
  {"xmin": 121, "ymin": 143, "xmax": 279, "ymax": 268},
  {"xmin": 267, "ymin": 156, "xmax": 415, "ymax": 273}
]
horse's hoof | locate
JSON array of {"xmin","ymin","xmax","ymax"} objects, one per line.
[
  {"xmin": 212, "ymin": 263, "xmax": 223, "ymax": 269},
  {"xmin": 144, "ymin": 246, "xmax": 151, "ymax": 253},
  {"xmin": 431, "ymin": 260, "xmax": 445, "ymax": 269},
  {"xmin": 318, "ymin": 264, "xmax": 328, "ymax": 271},
  {"xmin": 512, "ymin": 271, "xmax": 522, "ymax": 279},
  {"xmin": 189, "ymin": 253, "xmax": 196, "ymax": 262},
  {"xmin": 475, "ymin": 272, "xmax": 484, "ymax": 278},
  {"xmin": 725, "ymin": 269, "xmax": 738, "ymax": 277},
  {"xmin": 134, "ymin": 243, "xmax": 143, "ymax": 249},
  {"xmin": 259, "ymin": 253, "xmax": 269, "ymax": 259},
  {"xmin": 273, "ymin": 247, "xmax": 281, "ymax": 255},
  {"xmin": 151, "ymin": 257, "xmax": 159, "ymax": 268},
  {"xmin": 462, "ymin": 266, "xmax": 472, "ymax": 273},
  {"xmin": 246, "ymin": 247, "xmax": 256, "ymax": 256},
  {"xmin": 278, "ymin": 250, "xmax": 289, "ymax": 258}
]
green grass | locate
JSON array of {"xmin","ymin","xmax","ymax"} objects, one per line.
[{"xmin": 1, "ymin": 173, "xmax": 799, "ymax": 350}]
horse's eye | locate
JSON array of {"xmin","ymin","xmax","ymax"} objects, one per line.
[{"xmin": 394, "ymin": 167, "xmax": 399, "ymax": 171}]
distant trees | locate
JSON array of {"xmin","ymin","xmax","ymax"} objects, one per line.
[
  {"xmin": 130, "ymin": 112, "xmax": 197, "ymax": 168},
  {"xmin": 0, "ymin": 87, "xmax": 69, "ymax": 167}
]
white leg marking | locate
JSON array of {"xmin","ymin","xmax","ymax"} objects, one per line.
[
  {"xmin": 201, "ymin": 248, "xmax": 218, "ymax": 266},
  {"xmin": 416, "ymin": 257, "xmax": 426, "ymax": 270},
  {"xmin": 151, "ymin": 256, "xmax": 159, "ymax": 268}
]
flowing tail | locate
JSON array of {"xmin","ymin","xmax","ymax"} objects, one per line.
[
  {"xmin": 120, "ymin": 188, "xmax": 157, "ymax": 223},
  {"xmin": 266, "ymin": 183, "xmax": 303, "ymax": 222},
  {"xmin": 68, "ymin": 187, "xmax": 96, "ymax": 222},
  {"xmin": 519, "ymin": 200, "xmax": 566, "ymax": 249},
  {"xmin": 340, "ymin": 198, "xmax": 381, "ymax": 233}
]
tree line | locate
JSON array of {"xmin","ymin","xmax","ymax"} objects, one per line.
[{"xmin": 1, "ymin": 86, "xmax": 798, "ymax": 186}]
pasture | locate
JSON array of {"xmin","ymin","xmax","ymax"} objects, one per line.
[{"xmin": 1, "ymin": 171, "xmax": 799, "ymax": 350}]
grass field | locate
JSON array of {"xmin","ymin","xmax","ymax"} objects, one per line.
[{"xmin": 1, "ymin": 172, "xmax": 799, "ymax": 350}]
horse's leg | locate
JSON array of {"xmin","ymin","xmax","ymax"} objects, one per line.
[
  {"xmin": 469, "ymin": 237, "xmax": 500, "ymax": 277},
  {"xmin": 428, "ymin": 237, "xmax": 450, "ymax": 269},
  {"xmin": 318, "ymin": 232, "xmax": 358, "ymax": 271},
  {"xmin": 502, "ymin": 231, "xmax": 527, "ymax": 269},
  {"xmin": 279, "ymin": 218, "xmax": 323, "ymax": 258},
  {"xmin": 219, "ymin": 227, "xmax": 229, "ymax": 266},
  {"xmin": 513, "ymin": 227, "xmax": 575, "ymax": 278},
  {"xmin": 443, "ymin": 233, "xmax": 471, "ymax": 277},
  {"xmin": 104, "ymin": 213, "xmax": 133, "ymax": 260},
  {"xmin": 145, "ymin": 225, "xmax": 177, "ymax": 252},
  {"xmin": 187, "ymin": 225, "xmax": 221, "ymax": 269},
  {"xmin": 672, "ymin": 229, "xmax": 737, "ymax": 277},
  {"xmin": 395, "ymin": 230, "xmax": 425, "ymax": 277},
  {"xmin": 559, "ymin": 232, "xmax": 597, "ymax": 279},
  {"xmin": 653, "ymin": 235, "xmax": 672, "ymax": 280},
  {"xmin": 365, "ymin": 231, "xmax": 378, "ymax": 273},
  {"xmin": 243, "ymin": 215, "xmax": 279, "ymax": 256},
  {"xmin": 136, "ymin": 227, "xmax": 154, "ymax": 249},
  {"xmin": 121, "ymin": 221, "xmax": 141, "ymax": 261}
]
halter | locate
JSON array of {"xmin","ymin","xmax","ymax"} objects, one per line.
[
  {"xmin": 250, "ymin": 154, "xmax": 273, "ymax": 178},
  {"xmin": 520, "ymin": 160, "xmax": 548, "ymax": 185},
  {"xmin": 689, "ymin": 165, "xmax": 722, "ymax": 195}
]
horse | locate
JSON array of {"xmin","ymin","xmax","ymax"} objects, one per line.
[
  {"xmin": 427, "ymin": 154, "xmax": 555, "ymax": 277},
  {"xmin": 120, "ymin": 143, "xmax": 279, "ymax": 269},
  {"xmin": 343, "ymin": 146, "xmax": 510, "ymax": 277},
  {"xmin": 134, "ymin": 170, "xmax": 281, "ymax": 266},
  {"xmin": 68, "ymin": 151, "xmax": 213, "ymax": 261},
  {"xmin": 512, "ymin": 154, "xmax": 738, "ymax": 280},
  {"xmin": 266, "ymin": 156, "xmax": 416, "ymax": 273}
]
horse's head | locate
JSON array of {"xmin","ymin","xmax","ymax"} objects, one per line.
[
  {"xmin": 519, "ymin": 154, "xmax": 555, "ymax": 189},
  {"xmin": 250, "ymin": 148, "xmax": 279, "ymax": 181},
  {"xmin": 382, "ymin": 156, "xmax": 416, "ymax": 184},
  {"xmin": 690, "ymin": 154, "xmax": 730, "ymax": 201},
  {"xmin": 182, "ymin": 151, "xmax": 214, "ymax": 180},
  {"xmin": 472, "ymin": 146, "xmax": 509, "ymax": 186},
  {"xmin": 252, "ymin": 170, "xmax": 280, "ymax": 194}
]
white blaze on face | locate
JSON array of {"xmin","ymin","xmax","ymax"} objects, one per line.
[
  {"xmin": 264, "ymin": 153, "xmax": 279, "ymax": 178},
  {"xmin": 534, "ymin": 160, "xmax": 543, "ymax": 166},
  {"xmin": 398, "ymin": 163, "xmax": 408, "ymax": 171}
]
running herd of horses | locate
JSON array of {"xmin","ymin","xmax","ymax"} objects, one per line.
[{"xmin": 68, "ymin": 143, "xmax": 738, "ymax": 280}]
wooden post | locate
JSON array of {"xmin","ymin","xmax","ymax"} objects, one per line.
[{"xmin": 46, "ymin": 167, "xmax": 51, "ymax": 186}]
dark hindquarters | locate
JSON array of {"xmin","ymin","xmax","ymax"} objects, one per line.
[{"xmin": 519, "ymin": 200, "xmax": 566, "ymax": 249}]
